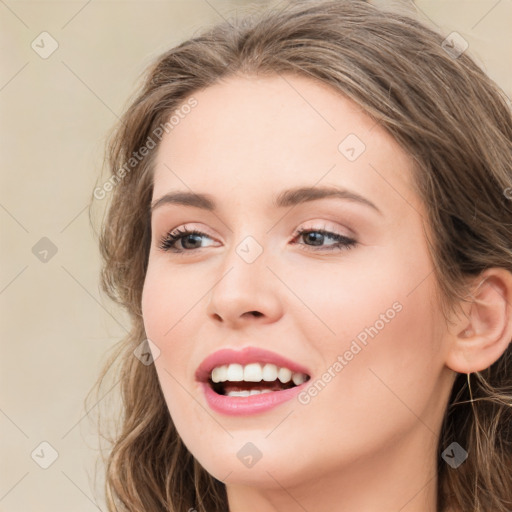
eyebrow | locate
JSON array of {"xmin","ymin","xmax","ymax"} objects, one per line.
[{"xmin": 150, "ymin": 185, "xmax": 382, "ymax": 215}]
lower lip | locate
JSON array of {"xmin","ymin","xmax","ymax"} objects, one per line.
[{"xmin": 201, "ymin": 381, "xmax": 307, "ymax": 416}]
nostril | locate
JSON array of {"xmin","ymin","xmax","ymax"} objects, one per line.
[{"xmin": 250, "ymin": 311, "xmax": 263, "ymax": 317}]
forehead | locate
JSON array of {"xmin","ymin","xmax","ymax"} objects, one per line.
[{"xmin": 152, "ymin": 73, "xmax": 419, "ymax": 216}]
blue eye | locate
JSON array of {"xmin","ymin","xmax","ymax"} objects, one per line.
[{"xmin": 158, "ymin": 227, "xmax": 357, "ymax": 254}]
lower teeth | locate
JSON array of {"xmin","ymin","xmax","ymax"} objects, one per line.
[{"xmin": 227, "ymin": 389, "xmax": 274, "ymax": 397}]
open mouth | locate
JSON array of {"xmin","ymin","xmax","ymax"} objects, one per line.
[{"xmin": 208, "ymin": 363, "xmax": 310, "ymax": 397}]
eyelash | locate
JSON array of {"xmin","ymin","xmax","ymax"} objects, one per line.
[{"xmin": 157, "ymin": 226, "xmax": 357, "ymax": 254}]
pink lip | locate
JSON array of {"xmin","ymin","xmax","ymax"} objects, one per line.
[
  {"xmin": 195, "ymin": 346, "xmax": 311, "ymax": 416},
  {"xmin": 195, "ymin": 346, "xmax": 311, "ymax": 383},
  {"xmin": 200, "ymin": 380, "xmax": 309, "ymax": 416}
]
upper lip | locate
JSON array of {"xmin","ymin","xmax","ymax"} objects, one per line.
[{"xmin": 195, "ymin": 346, "xmax": 311, "ymax": 383}]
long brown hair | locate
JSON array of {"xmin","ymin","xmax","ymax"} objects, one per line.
[{"xmin": 88, "ymin": 1, "xmax": 512, "ymax": 510}]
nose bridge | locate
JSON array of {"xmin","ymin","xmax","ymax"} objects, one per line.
[
  {"xmin": 207, "ymin": 228, "xmax": 282, "ymax": 324},
  {"xmin": 216, "ymin": 232, "xmax": 268, "ymax": 298}
]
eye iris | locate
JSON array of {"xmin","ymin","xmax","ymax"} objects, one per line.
[
  {"xmin": 182, "ymin": 233, "xmax": 203, "ymax": 249},
  {"xmin": 304, "ymin": 232, "xmax": 323, "ymax": 246}
]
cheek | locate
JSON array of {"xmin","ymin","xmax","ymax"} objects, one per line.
[
  {"xmin": 286, "ymin": 279, "xmax": 442, "ymax": 466},
  {"xmin": 141, "ymin": 262, "xmax": 196, "ymax": 387},
  {"xmin": 141, "ymin": 269, "xmax": 170, "ymax": 340},
  {"xmin": 292, "ymin": 241, "xmax": 442, "ymax": 403},
  {"xmin": 141, "ymin": 267, "xmax": 204, "ymax": 430},
  {"xmin": 141, "ymin": 258, "xmax": 201, "ymax": 347},
  {"xmin": 279, "ymin": 247, "xmax": 423, "ymax": 355},
  {"xmin": 326, "ymin": 273, "xmax": 442, "ymax": 431}
]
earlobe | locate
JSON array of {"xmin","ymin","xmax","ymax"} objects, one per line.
[{"xmin": 445, "ymin": 268, "xmax": 512, "ymax": 374}]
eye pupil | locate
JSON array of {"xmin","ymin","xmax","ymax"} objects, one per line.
[
  {"xmin": 305, "ymin": 232, "xmax": 323, "ymax": 245},
  {"xmin": 182, "ymin": 234, "xmax": 203, "ymax": 249}
]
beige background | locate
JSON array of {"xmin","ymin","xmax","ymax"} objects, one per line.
[{"xmin": 1, "ymin": 1, "xmax": 511, "ymax": 510}]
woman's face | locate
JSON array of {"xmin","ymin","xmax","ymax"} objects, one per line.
[{"xmin": 142, "ymin": 74, "xmax": 455, "ymax": 493}]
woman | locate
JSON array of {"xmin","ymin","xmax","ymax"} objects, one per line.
[{"xmin": 90, "ymin": 0, "xmax": 512, "ymax": 510}]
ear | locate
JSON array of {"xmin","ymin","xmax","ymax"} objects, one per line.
[{"xmin": 445, "ymin": 268, "xmax": 512, "ymax": 373}]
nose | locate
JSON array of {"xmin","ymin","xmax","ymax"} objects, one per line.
[{"xmin": 206, "ymin": 243, "xmax": 284, "ymax": 329}]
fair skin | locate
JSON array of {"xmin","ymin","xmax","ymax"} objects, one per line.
[{"xmin": 141, "ymin": 73, "xmax": 512, "ymax": 512}]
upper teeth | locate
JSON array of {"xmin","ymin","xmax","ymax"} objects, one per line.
[{"xmin": 211, "ymin": 363, "xmax": 307, "ymax": 386}]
